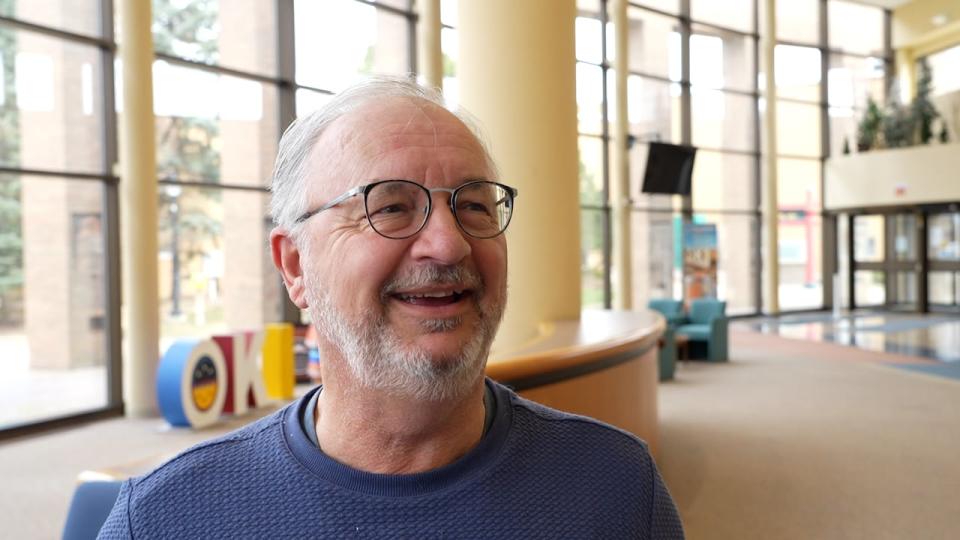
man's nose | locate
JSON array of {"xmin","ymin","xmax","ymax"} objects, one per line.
[{"xmin": 409, "ymin": 198, "xmax": 471, "ymax": 264}]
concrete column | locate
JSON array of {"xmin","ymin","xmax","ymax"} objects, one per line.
[
  {"xmin": 895, "ymin": 48, "xmax": 916, "ymax": 102},
  {"xmin": 611, "ymin": 0, "xmax": 632, "ymax": 310},
  {"xmin": 458, "ymin": 0, "xmax": 581, "ymax": 350},
  {"xmin": 119, "ymin": 0, "xmax": 160, "ymax": 416},
  {"xmin": 417, "ymin": 0, "xmax": 443, "ymax": 89},
  {"xmin": 761, "ymin": 0, "xmax": 780, "ymax": 314}
]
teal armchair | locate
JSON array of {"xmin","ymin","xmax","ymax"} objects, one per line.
[
  {"xmin": 647, "ymin": 299, "xmax": 683, "ymax": 381},
  {"xmin": 647, "ymin": 299, "xmax": 685, "ymax": 327},
  {"xmin": 676, "ymin": 299, "xmax": 728, "ymax": 362},
  {"xmin": 658, "ymin": 326, "xmax": 677, "ymax": 381}
]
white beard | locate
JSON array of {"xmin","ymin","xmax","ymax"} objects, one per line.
[{"xmin": 304, "ymin": 264, "xmax": 505, "ymax": 402}]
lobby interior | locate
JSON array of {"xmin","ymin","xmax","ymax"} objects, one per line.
[{"xmin": 1, "ymin": 0, "xmax": 959, "ymax": 538}]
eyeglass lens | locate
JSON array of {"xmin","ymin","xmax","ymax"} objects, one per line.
[{"xmin": 365, "ymin": 181, "xmax": 513, "ymax": 239}]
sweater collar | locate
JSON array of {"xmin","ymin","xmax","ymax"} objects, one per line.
[{"xmin": 281, "ymin": 378, "xmax": 514, "ymax": 497}]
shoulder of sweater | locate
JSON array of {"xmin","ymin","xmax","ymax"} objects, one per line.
[
  {"xmin": 131, "ymin": 404, "xmax": 288, "ymax": 488},
  {"xmin": 505, "ymin": 389, "xmax": 653, "ymax": 456}
]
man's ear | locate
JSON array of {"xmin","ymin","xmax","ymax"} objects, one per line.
[{"xmin": 270, "ymin": 227, "xmax": 309, "ymax": 309}]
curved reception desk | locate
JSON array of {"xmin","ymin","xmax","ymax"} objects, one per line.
[{"xmin": 486, "ymin": 309, "xmax": 666, "ymax": 457}]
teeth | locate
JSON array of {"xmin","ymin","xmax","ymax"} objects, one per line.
[{"xmin": 399, "ymin": 289, "xmax": 465, "ymax": 300}]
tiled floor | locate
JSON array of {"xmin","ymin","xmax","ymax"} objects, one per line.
[{"xmin": 735, "ymin": 310, "xmax": 960, "ymax": 379}]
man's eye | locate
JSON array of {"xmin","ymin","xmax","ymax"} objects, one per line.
[
  {"xmin": 371, "ymin": 203, "xmax": 412, "ymax": 215},
  {"xmin": 459, "ymin": 201, "xmax": 492, "ymax": 215}
]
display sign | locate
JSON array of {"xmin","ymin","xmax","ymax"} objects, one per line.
[
  {"xmin": 683, "ymin": 223, "xmax": 718, "ymax": 301},
  {"xmin": 157, "ymin": 323, "xmax": 294, "ymax": 428}
]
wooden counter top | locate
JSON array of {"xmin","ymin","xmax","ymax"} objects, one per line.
[
  {"xmin": 485, "ymin": 309, "xmax": 666, "ymax": 456},
  {"xmin": 486, "ymin": 309, "xmax": 665, "ymax": 389}
]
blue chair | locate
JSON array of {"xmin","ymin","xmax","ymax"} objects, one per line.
[
  {"xmin": 647, "ymin": 299, "xmax": 683, "ymax": 381},
  {"xmin": 657, "ymin": 326, "xmax": 677, "ymax": 381},
  {"xmin": 676, "ymin": 298, "xmax": 728, "ymax": 362},
  {"xmin": 647, "ymin": 299, "xmax": 685, "ymax": 327},
  {"xmin": 62, "ymin": 480, "xmax": 123, "ymax": 540}
]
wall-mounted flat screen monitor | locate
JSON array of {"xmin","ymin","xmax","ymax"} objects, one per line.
[{"xmin": 640, "ymin": 142, "xmax": 696, "ymax": 196}]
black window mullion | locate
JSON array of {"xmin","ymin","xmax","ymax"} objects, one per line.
[
  {"xmin": 100, "ymin": 0, "xmax": 122, "ymax": 410},
  {"xmin": 277, "ymin": 0, "xmax": 296, "ymax": 126},
  {"xmin": 600, "ymin": 0, "xmax": 612, "ymax": 309},
  {"xmin": 0, "ymin": 14, "xmax": 113, "ymax": 49},
  {"xmin": 752, "ymin": 0, "xmax": 762, "ymax": 313}
]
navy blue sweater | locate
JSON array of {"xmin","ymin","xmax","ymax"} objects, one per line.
[{"xmin": 99, "ymin": 380, "xmax": 684, "ymax": 538}]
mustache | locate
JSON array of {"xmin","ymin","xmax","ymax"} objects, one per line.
[{"xmin": 381, "ymin": 264, "xmax": 484, "ymax": 300}]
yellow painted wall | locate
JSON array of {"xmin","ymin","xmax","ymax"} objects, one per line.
[
  {"xmin": 824, "ymin": 143, "xmax": 960, "ymax": 210},
  {"xmin": 891, "ymin": 0, "xmax": 960, "ymax": 120}
]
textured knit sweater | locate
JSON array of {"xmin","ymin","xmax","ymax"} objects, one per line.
[{"xmin": 98, "ymin": 379, "xmax": 684, "ymax": 539}]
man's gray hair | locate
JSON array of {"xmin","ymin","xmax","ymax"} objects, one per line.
[{"xmin": 269, "ymin": 75, "xmax": 497, "ymax": 233}]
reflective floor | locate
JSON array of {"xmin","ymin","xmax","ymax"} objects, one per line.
[{"xmin": 736, "ymin": 311, "xmax": 960, "ymax": 379}]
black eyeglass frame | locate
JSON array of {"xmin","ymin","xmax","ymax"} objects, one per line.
[{"xmin": 295, "ymin": 179, "xmax": 519, "ymax": 240}]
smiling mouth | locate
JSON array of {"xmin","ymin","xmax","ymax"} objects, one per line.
[{"xmin": 393, "ymin": 289, "xmax": 473, "ymax": 307}]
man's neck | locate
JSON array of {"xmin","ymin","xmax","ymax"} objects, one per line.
[{"xmin": 314, "ymin": 367, "xmax": 487, "ymax": 475}]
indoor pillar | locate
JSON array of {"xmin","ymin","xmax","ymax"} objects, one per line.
[
  {"xmin": 119, "ymin": 0, "xmax": 160, "ymax": 416},
  {"xmin": 611, "ymin": 0, "xmax": 632, "ymax": 310},
  {"xmin": 457, "ymin": 0, "xmax": 581, "ymax": 350},
  {"xmin": 895, "ymin": 48, "xmax": 917, "ymax": 102},
  {"xmin": 761, "ymin": 0, "xmax": 780, "ymax": 315},
  {"xmin": 416, "ymin": 0, "xmax": 443, "ymax": 89}
]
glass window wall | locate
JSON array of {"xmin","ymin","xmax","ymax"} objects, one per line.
[
  {"xmin": 690, "ymin": 0, "xmax": 753, "ymax": 34},
  {"xmin": 828, "ymin": 0, "xmax": 884, "ymax": 56},
  {"xmin": 626, "ymin": 7, "xmax": 681, "ymax": 80},
  {"xmin": 771, "ymin": 0, "xmax": 819, "ymax": 45},
  {"xmin": 294, "ymin": 0, "xmax": 411, "ymax": 92},
  {"xmin": 925, "ymin": 44, "xmax": 960, "ymax": 97},
  {"xmin": 0, "ymin": 0, "xmax": 101, "ymax": 38},
  {"xmin": 1, "ymin": 2, "xmax": 119, "ymax": 432},
  {"xmin": 152, "ymin": 0, "xmax": 278, "ymax": 77},
  {"xmin": 0, "ymin": 29, "xmax": 105, "ymax": 174},
  {"xmin": 0, "ymin": 175, "xmax": 110, "ymax": 429}
]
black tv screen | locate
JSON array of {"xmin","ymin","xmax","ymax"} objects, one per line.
[{"xmin": 641, "ymin": 142, "xmax": 696, "ymax": 196}]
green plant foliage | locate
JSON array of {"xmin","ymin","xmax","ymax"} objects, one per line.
[
  {"xmin": 579, "ymin": 157, "xmax": 604, "ymax": 207},
  {"xmin": 882, "ymin": 100, "xmax": 915, "ymax": 148},
  {"xmin": 442, "ymin": 53, "xmax": 456, "ymax": 78},
  {"xmin": 857, "ymin": 58, "xmax": 947, "ymax": 152},
  {"xmin": 152, "ymin": 0, "xmax": 219, "ymax": 64},
  {"xmin": 912, "ymin": 58, "xmax": 939, "ymax": 145},
  {"xmin": 856, "ymin": 97, "xmax": 883, "ymax": 151},
  {"xmin": 0, "ymin": 0, "xmax": 23, "ymax": 325}
]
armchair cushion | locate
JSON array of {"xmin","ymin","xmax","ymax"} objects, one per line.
[
  {"xmin": 647, "ymin": 299, "xmax": 685, "ymax": 327},
  {"xmin": 688, "ymin": 299, "xmax": 726, "ymax": 324},
  {"xmin": 677, "ymin": 299, "xmax": 729, "ymax": 362},
  {"xmin": 62, "ymin": 480, "xmax": 123, "ymax": 540},
  {"xmin": 675, "ymin": 323, "xmax": 710, "ymax": 341}
]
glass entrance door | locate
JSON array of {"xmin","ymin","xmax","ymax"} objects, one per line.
[
  {"xmin": 887, "ymin": 213, "xmax": 919, "ymax": 311},
  {"xmin": 851, "ymin": 212, "xmax": 923, "ymax": 311},
  {"xmin": 928, "ymin": 212, "xmax": 960, "ymax": 312},
  {"xmin": 852, "ymin": 214, "xmax": 886, "ymax": 307}
]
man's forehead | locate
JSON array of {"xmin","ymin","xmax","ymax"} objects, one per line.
[
  {"xmin": 325, "ymin": 99, "xmax": 480, "ymax": 156},
  {"xmin": 307, "ymin": 97, "xmax": 487, "ymax": 193}
]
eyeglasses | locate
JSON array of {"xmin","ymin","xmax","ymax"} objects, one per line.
[{"xmin": 296, "ymin": 180, "xmax": 518, "ymax": 239}]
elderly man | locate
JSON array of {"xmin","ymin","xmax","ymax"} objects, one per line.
[{"xmin": 98, "ymin": 77, "xmax": 683, "ymax": 539}]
